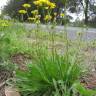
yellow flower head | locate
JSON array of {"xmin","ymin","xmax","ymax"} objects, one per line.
[
  {"xmin": 60, "ymin": 13, "xmax": 64, "ymax": 17},
  {"xmin": 18, "ymin": 10, "xmax": 27, "ymax": 14},
  {"xmin": 33, "ymin": 0, "xmax": 56, "ymax": 9},
  {"xmin": 36, "ymin": 20, "xmax": 40, "ymax": 24},
  {"xmin": 50, "ymin": 3, "xmax": 56, "ymax": 9},
  {"xmin": 0, "ymin": 20, "xmax": 11, "ymax": 27},
  {"xmin": 22, "ymin": 3, "xmax": 31, "ymax": 8},
  {"xmin": 33, "ymin": 0, "xmax": 42, "ymax": 6},
  {"xmin": 28, "ymin": 17, "xmax": 36, "ymax": 21},
  {"xmin": 31, "ymin": 10, "xmax": 38, "ymax": 15},
  {"xmin": 35, "ymin": 15, "xmax": 41, "ymax": 19},
  {"xmin": 39, "ymin": 0, "xmax": 49, "ymax": 4},
  {"xmin": 47, "ymin": 2, "xmax": 56, "ymax": 9},
  {"xmin": 44, "ymin": 15, "xmax": 52, "ymax": 21},
  {"xmin": 1, "ymin": 23, "xmax": 9, "ymax": 27}
]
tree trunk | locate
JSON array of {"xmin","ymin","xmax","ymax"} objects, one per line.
[{"xmin": 84, "ymin": 0, "xmax": 89, "ymax": 25}]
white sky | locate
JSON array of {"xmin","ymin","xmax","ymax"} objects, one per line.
[
  {"xmin": 0, "ymin": 0, "xmax": 8, "ymax": 14},
  {"xmin": 0, "ymin": 0, "xmax": 8, "ymax": 8}
]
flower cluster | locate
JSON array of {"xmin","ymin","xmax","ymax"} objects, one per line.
[
  {"xmin": 28, "ymin": 17, "xmax": 36, "ymax": 21},
  {"xmin": 31, "ymin": 10, "xmax": 38, "ymax": 15},
  {"xmin": 44, "ymin": 15, "xmax": 52, "ymax": 21},
  {"xmin": 18, "ymin": 0, "xmax": 56, "ymax": 23},
  {"xmin": 0, "ymin": 20, "xmax": 11, "ymax": 27},
  {"xmin": 60, "ymin": 13, "xmax": 64, "ymax": 17},
  {"xmin": 28, "ymin": 10, "xmax": 40, "ymax": 24},
  {"xmin": 33, "ymin": 0, "xmax": 56, "ymax": 9},
  {"xmin": 18, "ymin": 3, "xmax": 31, "ymax": 14},
  {"xmin": 22, "ymin": 3, "xmax": 31, "ymax": 8},
  {"xmin": 18, "ymin": 10, "xmax": 27, "ymax": 14}
]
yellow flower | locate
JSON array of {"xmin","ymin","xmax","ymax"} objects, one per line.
[
  {"xmin": 33, "ymin": 0, "xmax": 56, "ymax": 9},
  {"xmin": 22, "ymin": 3, "xmax": 31, "ymax": 8},
  {"xmin": 0, "ymin": 20, "xmax": 11, "ymax": 27},
  {"xmin": 44, "ymin": 15, "xmax": 52, "ymax": 21},
  {"xmin": 1, "ymin": 22, "xmax": 9, "ymax": 27},
  {"xmin": 35, "ymin": 15, "xmax": 41, "ymax": 19},
  {"xmin": 36, "ymin": 20, "xmax": 40, "ymax": 24},
  {"xmin": 28, "ymin": 17, "xmax": 36, "ymax": 21},
  {"xmin": 31, "ymin": 10, "xmax": 38, "ymax": 15},
  {"xmin": 18, "ymin": 10, "xmax": 27, "ymax": 14},
  {"xmin": 60, "ymin": 13, "xmax": 64, "ymax": 17},
  {"xmin": 33, "ymin": 1, "xmax": 42, "ymax": 6},
  {"xmin": 50, "ymin": 3, "xmax": 56, "ymax": 9},
  {"xmin": 39, "ymin": 0, "xmax": 49, "ymax": 4},
  {"xmin": 47, "ymin": 2, "xmax": 56, "ymax": 9},
  {"xmin": 28, "ymin": 17, "xmax": 40, "ymax": 23}
]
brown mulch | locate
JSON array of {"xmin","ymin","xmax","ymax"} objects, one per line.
[
  {"xmin": 81, "ymin": 73, "xmax": 96, "ymax": 89},
  {"xmin": 11, "ymin": 53, "xmax": 31, "ymax": 71},
  {"xmin": 0, "ymin": 67, "xmax": 11, "ymax": 96},
  {"xmin": 0, "ymin": 53, "xmax": 30, "ymax": 95},
  {"xmin": 5, "ymin": 87, "xmax": 20, "ymax": 96}
]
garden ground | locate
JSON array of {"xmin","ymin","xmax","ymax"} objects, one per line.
[{"xmin": 0, "ymin": 21, "xmax": 96, "ymax": 96}]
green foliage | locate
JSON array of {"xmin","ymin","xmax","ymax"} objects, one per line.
[
  {"xmin": 0, "ymin": 21, "xmax": 32, "ymax": 62},
  {"xmin": 73, "ymin": 82, "xmax": 96, "ymax": 96},
  {"xmin": 2, "ymin": 0, "xmax": 34, "ymax": 20},
  {"xmin": 16, "ymin": 47, "xmax": 84, "ymax": 96}
]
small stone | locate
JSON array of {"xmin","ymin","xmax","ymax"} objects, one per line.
[
  {"xmin": 5, "ymin": 87, "xmax": 20, "ymax": 96},
  {"xmin": 92, "ymin": 68, "xmax": 95, "ymax": 72}
]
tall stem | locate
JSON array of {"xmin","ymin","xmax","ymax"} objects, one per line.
[
  {"xmin": 26, "ymin": 8, "xmax": 29, "ymax": 18},
  {"xmin": 64, "ymin": 1, "xmax": 69, "ymax": 63},
  {"xmin": 21, "ymin": 14, "xmax": 24, "ymax": 22}
]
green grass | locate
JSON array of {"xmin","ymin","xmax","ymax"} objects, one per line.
[
  {"xmin": 0, "ymin": 20, "xmax": 96, "ymax": 96},
  {"xmin": 15, "ymin": 46, "xmax": 96, "ymax": 96},
  {"xmin": 16, "ymin": 47, "xmax": 83, "ymax": 96}
]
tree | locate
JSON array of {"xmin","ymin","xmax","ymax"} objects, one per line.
[
  {"xmin": 2, "ymin": 0, "xmax": 32, "ymax": 19},
  {"xmin": 2, "ymin": 0, "xmax": 96, "ymax": 25},
  {"xmin": 84, "ymin": 0, "xmax": 89, "ymax": 24}
]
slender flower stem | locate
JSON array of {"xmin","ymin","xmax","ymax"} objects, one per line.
[
  {"xmin": 26, "ymin": 8, "xmax": 29, "ymax": 18},
  {"xmin": 21, "ymin": 14, "xmax": 24, "ymax": 22}
]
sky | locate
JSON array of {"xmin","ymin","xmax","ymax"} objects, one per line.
[
  {"xmin": 0, "ymin": 0, "xmax": 8, "ymax": 8},
  {"xmin": 0, "ymin": 0, "xmax": 8, "ymax": 14}
]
